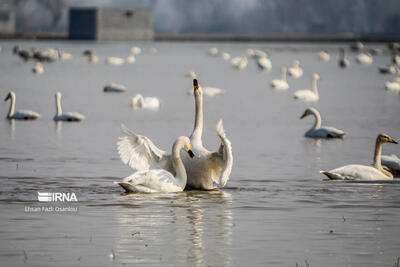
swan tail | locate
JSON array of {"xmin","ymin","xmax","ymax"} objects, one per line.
[
  {"xmin": 320, "ymin": 171, "xmax": 342, "ymax": 180},
  {"xmin": 216, "ymin": 120, "xmax": 233, "ymax": 187}
]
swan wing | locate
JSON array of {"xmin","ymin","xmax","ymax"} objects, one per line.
[
  {"xmin": 381, "ymin": 154, "xmax": 400, "ymax": 172},
  {"xmin": 209, "ymin": 120, "xmax": 233, "ymax": 187},
  {"xmin": 13, "ymin": 110, "xmax": 40, "ymax": 119},
  {"xmin": 120, "ymin": 170, "xmax": 182, "ymax": 193},
  {"xmin": 310, "ymin": 127, "xmax": 345, "ymax": 138},
  {"xmin": 321, "ymin": 164, "xmax": 390, "ymax": 180},
  {"xmin": 117, "ymin": 124, "xmax": 170, "ymax": 171}
]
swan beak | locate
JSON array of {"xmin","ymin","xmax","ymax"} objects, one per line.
[
  {"xmin": 188, "ymin": 149, "xmax": 195, "ymax": 158},
  {"xmin": 131, "ymin": 101, "xmax": 135, "ymax": 108},
  {"xmin": 193, "ymin": 79, "xmax": 199, "ymax": 90},
  {"xmin": 300, "ymin": 112, "xmax": 307, "ymax": 119},
  {"xmin": 389, "ymin": 138, "xmax": 398, "ymax": 144},
  {"xmin": 4, "ymin": 94, "xmax": 10, "ymax": 101}
]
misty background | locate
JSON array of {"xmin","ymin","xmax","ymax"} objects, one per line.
[{"xmin": 1, "ymin": 0, "xmax": 400, "ymax": 35}]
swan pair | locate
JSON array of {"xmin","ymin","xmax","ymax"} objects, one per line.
[
  {"xmin": 300, "ymin": 107, "xmax": 345, "ymax": 138},
  {"xmin": 293, "ymin": 73, "xmax": 320, "ymax": 102},
  {"xmin": 117, "ymin": 79, "xmax": 233, "ymax": 193},
  {"xmin": 131, "ymin": 94, "xmax": 160, "ymax": 110},
  {"xmin": 321, "ymin": 133, "xmax": 397, "ymax": 181}
]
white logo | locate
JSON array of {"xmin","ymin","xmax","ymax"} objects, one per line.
[{"xmin": 38, "ymin": 192, "xmax": 78, "ymax": 202}]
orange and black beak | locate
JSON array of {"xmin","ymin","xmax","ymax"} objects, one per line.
[
  {"xmin": 300, "ymin": 112, "xmax": 307, "ymax": 119},
  {"xmin": 193, "ymin": 79, "xmax": 199, "ymax": 90},
  {"xmin": 188, "ymin": 149, "xmax": 195, "ymax": 158},
  {"xmin": 389, "ymin": 137, "xmax": 398, "ymax": 144}
]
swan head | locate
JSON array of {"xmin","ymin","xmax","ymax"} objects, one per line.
[
  {"xmin": 177, "ymin": 136, "xmax": 194, "ymax": 158},
  {"xmin": 293, "ymin": 60, "xmax": 300, "ymax": 67},
  {"xmin": 55, "ymin": 91, "xmax": 61, "ymax": 99},
  {"xmin": 4, "ymin": 91, "xmax": 15, "ymax": 101},
  {"xmin": 378, "ymin": 133, "xmax": 397, "ymax": 144},
  {"xmin": 193, "ymin": 79, "xmax": 202, "ymax": 97},
  {"xmin": 313, "ymin": 73, "xmax": 321, "ymax": 80},
  {"xmin": 282, "ymin": 67, "xmax": 287, "ymax": 73},
  {"xmin": 300, "ymin": 107, "xmax": 318, "ymax": 119}
]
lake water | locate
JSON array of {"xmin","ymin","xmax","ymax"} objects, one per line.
[{"xmin": 0, "ymin": 40, "xmax": 399, "ymax": 267}]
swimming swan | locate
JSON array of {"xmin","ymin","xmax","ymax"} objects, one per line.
[
  {"xmin": 288, "ymin": 60, "xmax": 303, "ymax": 78},
  {"xmin": 321, "ymin": 133, "xmax": 398, "ymax": 181},
  {"xmin": 32, "ymin": 62, "xmax": 44, "ymax": 74},
  {"xmin": 4, "ymin": 91, "xmax": 40, "ymax": 120},
  {"xmin": 53, "ymin": 92, "xmax": 85, "ymax": 122},
  {"xmin": 257, "ymin": 56, "xmax": 272, "ymax": 71},
  {"xmin": 356, "ymin": 53, "xmax": 373, "ymax": 65},
  {"xmin": 131, "ymin": 94, "xmax": 160, "ymax": 110},
  {"xmin": 385, "ymin": 77, "xmax": 400, "ymax": 92},
  {"xmin": 317, "ymin": 51, "xmax": 330, "ymax": 61},
  {"xmin": 300, "ymin": 107, "xmax": 345, "ymax": 138},
  {"xmin": 293, "ymin": 73, "xmax": 320, "ymax": 102},
  {"xmin": 104, "ymin": 83, "xmax": 126, "ymax": 92},
  {"xmin": 231, "ymin": 56, "xmax": 248, "ymax": 69},
  {"xmin": 118, "ymin": 136, "xmax": 194, "ymax": 193},
  {"xmin": 271, "ymin": 67, "xmax": 289, "ymax": 90}
]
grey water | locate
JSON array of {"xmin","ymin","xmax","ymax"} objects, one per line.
[{"xmin": 0, "ymin": 40, "xmax": 399, "ymax": 267}]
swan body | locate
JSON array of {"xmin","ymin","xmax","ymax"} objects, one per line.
[
  {"xmin": 131, "ymin": 94, "xmax": 160, "ymax": 110},
  {"xmin": 321, "ymin": 133, "xmax": 397, "ymax": 181},
  {"xmin": 381, "ymin": 154, "xmax": 400, "ymax": 176},
  {"xmin": 288, "ymin": 60, "xmax": 303, "ymax": 78},
  {"xmin": 356, "ymin": 53, "xmax": 373, "ymax": 65},
  {"xmin": 53, "ymin": 92, "xmax": 85, "ymax": 122},
  {"xmin": 126, "ymin": 55, "xmax": 136, "ymax": 64},
  {"xmin": 385, "ymin": 77, "xmax": 400, "ymax": 92},
  {"xmin": 208, "ymin": 47, "xmax": 219, "ymax": 56},
  {"xmin": 118, "ymin": 136, "xmax": 194, "ymax": 193},
  {"xmin": 300, "ymin": 107, "xmax": 345, "ymax": 138},
  {"xmin": 4, "ymin": 92, "xmax": 40, "ymax": 120},
  {"xmin": 106, "ymin": 57, "xmax": 124, "ymax": 65},
  {"xmin": 293, "ymin": 73, "xmax": 320, "ymax": 102},
  {"xmin": 221, "ymin": 52, "xmax": 230, "ymax": 60},
  {"xmin": 231, "ymin": 56, "xmax": 248, "ymax": 69},
  {"xmin": 257, "ymin": 57, "xmax": 272, "ymax": 71},
  {"xmin": 131, "ymin": 46, "xmax": 141, "ymax": 55},
  {"xmin": 271, "ymin": 67, "xmax": 289, "ymax": 90},
  {"xmin": 339, "ymin": 48, "xmax": 350, "ymax": 68},
  {"xmin": 317, "ymin": 51, "xmax": 330, "ymax": 61},
  {"xmin": 32, "ymin": 62, "xmax": 44, "ymax": 74},
  {"xmin": 104, "ymin": 83, "xmax": 126, "ymax": 92}
]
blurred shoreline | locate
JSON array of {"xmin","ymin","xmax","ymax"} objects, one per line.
[{"xmin": 0, "ymin": 32, "xmax": 399, "ymax": 42}]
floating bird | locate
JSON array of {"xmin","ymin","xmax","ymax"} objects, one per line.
[
  {"xmin": 257, "ymin": 56, "xmax": 272, "ymax": 72},
  {"xmin": 271, "ymin": 67, "xmax": 289, "ymax": 90},
  {"xmin": 131, "ymin": 94, "xmax": 160, "ymax": 110},
  {"xmin": 385, "ymin": 77, "xmax": 400, "ymax": 92},
  {"xmin": 321, "ymin": 133, "xmax": 397, "ymax": 181},
  {"xmin": 126, "ymin": 55, "xmax": 136, "ymax": 64},
  {"xmin": 231, "ymin": 56, "xmax": 248, "ymax": 69},
  {"xmin": 317, "ymin": 51, "xmax": 330, "ymax": 61},
  {"xmin": 118, "ymin": 135, "xmax": 194, "ymax": 193},
  {"xmin": 208, "ymin": 47, "xmax": 219, "ymax": 56},
  {"xmin": 186, "ymin": 71, "xmax": 196, "ymax": 79},
  {"xmin": 32, "ymin": 62, "xmax": 44, "ymax": 74},
  {"xmin": 103, "ymin": 83, "xmax": 126, "ymax": 92},
  {"xmin": 106, "ymin": 57, "xmax": 124, "ymax": 66},
  {"xmin": 53, "ymin": 92, "xmax": 85, "ymax": 122},
  {"xmin": 350, "ymin": 41, "xmax": 364, "ymax": 52},
  {"xmin": 4, "ymin": 91, "xmax": 40, "ymax": 120},
  {"xmin": 293, "ymin": 73, "xmax": 320, "ymax": 102},
  {"xmin": 300, "ymin": 107, "xmax": 345, "ymax": 138},
  {"xmin": 288, "ymin": 60, "xmax": 303, "ymax": 78},
  {"xmin": 356, "ymin": 53, "xmax": 373, "ymax": 65},
  {"xmin": 338, "ymin": 48, "xmax": 349, "ymax": 68},
  {"xmin": 221, "ymin": 52, "xmax": 230, "ymax": 60},
  {"xmin": 131, "ymin": 46, "xmax": 141, "ymax": 55}
]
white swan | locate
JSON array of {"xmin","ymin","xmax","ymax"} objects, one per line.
[
  {"xmin": 131, "ymin": 46, "xmax": 141, "ymax": 55},
  {"xmin": 385, "ymin": 77, "xmax": 400, "ymax": 92},
  {"xmin": 208, "ymin": 47, "xmax": 219, "ymax": 56},
  {"xmin": 183, "ymin": 79, "xmax": 233, "ymax": 189},
  {"xmin": 293, "ymin": 73, "xmax": 320, "ymax": 102},
  {"xmin": 131, "ymin": 94, "xmax": 160, "ymax": 110},
  {"xmin": 300, "ymin": 107, "xmax": 345, "ymax": 138},
  {"xmin": 288, "ymin": 60, "xmax": 303, "ymax": 78},
  {"xmin": 257, "ymin": 56, "xmax": 272, "ymax": 71},
  {"xmin": 317, "ymin": 51, "xmax": 330, "ymax": 61},
  {"xmin": 104, "ymin": 83, "xmax": 126, "ymax": 93},
  {"xmin": 32, "ymin": 62, "xmax": 44, "ymax": 74},
  {"xmin": 271, "ymin": 67, "xmax": 289, "ymax": 90},
  {"xmin": 338, "ymin": 48, "xmax": 350, "ymax": 68},
  {"xmin": 118, "ymin": 136, "xmax": 194, "ymax": 193},
  {"xmin": 321, "ymin": 133, "xmax": 398, "ymax": 181},
  {"xmin": 4, "ymin": 91, "xmax": 40, "ymax": 120},
  {"xmin": 126, "ymin": 55, "xmax": 136, "ymax": 64},
  {"xmin": 186, "ymin": 71, "xmax": 196, "ymax": 79},
  {"xmin": 53, "ymin": 92, "xmax": 85, "ymax": 122},
  {"xmin": 381, "ymin": 154, "xmax": 400, "ymax": 176},
  {"xmin": 356, "ymin": 53, "xmax": 373, "ymax": 65},
  {"xmin": 106, "ymin": 57, "xmax": 124, "ymax": 65},
  {"xmin": 221, "ymin": 52, "xmax": 230, "ymax": 60},
  {"xmin": 231, "ymin": 56, "xmax": 248, "ymax": 69}
]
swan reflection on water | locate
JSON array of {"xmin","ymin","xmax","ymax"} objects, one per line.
[{"xmin": 113, "ymin": 189, "xmax": 233, "ymax": 266}]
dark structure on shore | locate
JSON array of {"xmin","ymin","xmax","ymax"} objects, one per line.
[
  {"xmin": 69, "ymin": 8, "xmax": 154, "ymax": 40},
  {"xmin": 0, "ymin": 6, "xmax": 15, "ymax": 34}
]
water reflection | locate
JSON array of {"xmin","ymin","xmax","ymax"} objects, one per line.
[
  {"xmin": 8, "ymin": 119, "xmax": 15, "ymax": 139},
  {"xmin": 55, "ymin": 121, "xmax": 62, "ymax": 135},
  {"xmin": 114, "ymin": 190, "xmax": 233, "ymax": 266}
]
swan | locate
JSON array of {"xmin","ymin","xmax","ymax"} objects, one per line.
[
  {"xmin": 208, "ymin": 47, "xmax": 219, "ymax": 56},
  {"xmin": 131, "ymin": 94, "xmax": 160, "ymax": 110},
  {"xmin": 321, "ymin": 133, "xmax": 398, "ymax": 181},
  {"xmin": 293, "ymin": 73, "xmax": 320, "ymax": 102},
  {"xmin": 385, "ymin": 77, "xmax": 400, "ymax": 92},
  {"xmin": 126, "ymin": 55, "xmax": 136, "ymax": 64},
  {"xmin": 271, "ymin": 67, "xmax": 289, "ymax": 90},
  {"xmin": 221, "ymin": 52, "xmax": 230, "ymax": 60},
  {"xmin": 104, "ymin": 83, "xmax": 126, "ymax": 93},
  {"xmin": 317, "ymin": 51, "xmax": 330, "ymax": 61},
  {"xmin": 131, "ymin": 46, "xmax": 141, "ymax": 55},
  {"xmin": 106, "ymin": 57, "xmax": 124, "ymax": 66},
  {"xmin": 118, "ymin": 136, "xmax": 194, "ymax": 193},
  {"xmin": 381, "ymin": 154, "xmax": 400, "ymax": 176},
  {"xmin": 187, "ymin": 86, "xmax": 225, "ymax": 97},
  {"xmin": 4, "ymin": 91, "xmax": 40, "ymax": 120},
  {"xmin": 32, "ymin": 62, "xmax": 44, "ymax": 74},
  {"xmin": 247, "ymin": 49, "xmax": 255, "ymax": 57},
  {"xmin": 379, "ymin": 64, "xmax": 398, "ymax": 74},
  {"xmin": 257, "ymin": 56, "xmax": 272, "ymax": 71},
  {"xmin": 350, "ymin": 41, "xmax": 364, "ymax": 51},
  {"xmin": 253, "ymin": 50, "xmax": 268, "ymax": 59},
  {"xmin": 231, "ymin": 56, "xmax": 248, "ymax": 69},
  {"xmin": 84, "ymin": 51, "xmax": 98, "ymax": 63},
  {"xmin": 300, "ymin": 107, "xmax": 345, "ymax": 138},
  {"xmin": 356, "ymin": 53, "xmax": 373, "ymax": 65},
  {"xmin": 288, "ymin": 60, "xmax": 303, "ymax": 78},
  {"xmin": 338, "ymin": 48, "xmax": 350, "ymax": 68},
  {"xmin": 53, "ymin": 92, "xmax": 85, "ymax": 122},
  {"xmin": 186, "ymin": 71, "xmax": 196, "ymax": 79}
]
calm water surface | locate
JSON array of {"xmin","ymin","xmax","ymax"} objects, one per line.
[{"xmin": 0, "ymin": 41, "xmax": 399, "ymax": 267}]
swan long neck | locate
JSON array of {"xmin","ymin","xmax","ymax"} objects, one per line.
[
  {"xmin": 311, "ymin": 109, "xmax": 322, "ymax": 129},
  {"xmin": 281, "ymin": 68, "xmax": 287, "ymax": 81},
  {"xmin": 55, "ymin": 93, "xmax": 62, "ymax": 116},
  {"xmin": 172, "ymin": 141, "xmax": 187, "ymax": 188},
  {"xmin": 312, "ymin": 78, "xmax": 319, "ymax": 96},
  {"xmin": 7, "ymin": 93, "xmax": 16, "ymax": 118},
  {"xmin": 373, "ymin": 138, "xmax": 384, "ymax": 170},
  {"xmin": 190, "ymin": 90, "xmax": 203, "ymax": 146}
]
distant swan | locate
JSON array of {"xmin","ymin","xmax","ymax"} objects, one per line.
[
  {"xmin": 208, "ymin": 47, "xmax": 219, "ymax": 56},
  {"xmin": 104, "ymin": 83, "xmax": 126, "ymax": 92},
  {"xmin": 293, "ymin": 73, "xmax": 320, "ymax": 102},
  {"xmin": 126, "ymin": 55, "xmax": 136, "ymax": 64},
  {"xmin": 317, "ymin": 51, "xmax": 330, "ymax": 61},
  {"xmin": 288, "ymin": 60, "xmax": 303, "ymax": 78},
  {"xmin": 32, "ymin": 62, "xmax": 44, "ymax": 74},
  {"xmin": 131, "ymin": 94, "xmax": 160, "ymax": 110},
  {"xmin": 231, "ymin": 56, "xmax": 248, "ymax": 69},
  {"xmin": 257, "ymin": 56, "xmax": 272, "ymax": 71},
  {"xmin": 221, "ymin": 52, "xmax": 230, "ymax": 60},
  {"xmin": 106, "ymin": 57, "xmax": 124, "ymax": 65},
  {"xmin": 300, "ymin": 107, "xmax": 345, "ymax": 138},
  {"xmin": 271, "ymin": 67, "xmax": 289, "ymax": 90},
  {"xmin": 118, "ymin": 136, "xmax": 194, "ymax": 193},
  {"xmin": 53, "ymin": 92, "xmax": 85, "ymax": 122},
  {"xmin": 356, "ymin": 53, "xmax": 373, "ymax": 65},
  {"xmin": 131, "ymin": 46, "xmax": 141, "ymax": 55},
  {"xmin": 4, "ymin": 91, "xmax": 40, "ymax": 120},
  {"xmin": 385, "ymin": 77, "xmax": 400, "ymax": 92},
  {"xmin": 321, "ymin": 133, "xmax": 398, "ymax": 181}
]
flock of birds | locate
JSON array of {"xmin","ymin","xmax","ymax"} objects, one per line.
[{"xmin": 4, "ymin": 41, "xmax": 400, "ymax": 193}]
